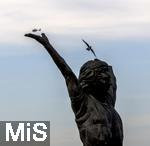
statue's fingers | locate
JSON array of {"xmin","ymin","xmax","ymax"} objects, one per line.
[
  {"xmin": 24, "ymin": 33, "xmax": 45, "ymax": 45},
  {"xmin": 25, "ymin": 33, "xmax": 41, "ymax": 39}
]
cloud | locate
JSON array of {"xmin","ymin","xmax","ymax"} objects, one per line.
[
  {"xmin": 0, "ymin": 0, "xmax": 150, "ymax": 44},
  {"xmin": 125, "ymin": 114, "xmax": 150, "ymax": 128},
  {"xmin": 123, "ymin": 114, "xmax": 150, "ymax": 146}
]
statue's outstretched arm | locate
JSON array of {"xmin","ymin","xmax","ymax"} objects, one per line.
[{"xmin": 25, "ymin": 33, "xmax": 80, "ymax": 97}]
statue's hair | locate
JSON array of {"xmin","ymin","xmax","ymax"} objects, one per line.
[
  {"xmin": 79, "ymin": 59, "xmax": 117, "ymax": 107},
  {"xmin": 79, "ymin": 59, "xmax": 108, "ymax": 74}
]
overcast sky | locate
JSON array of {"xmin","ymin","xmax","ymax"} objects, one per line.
[{"xmin": 0, "ymin": 0, "xmax": 150, "ymax": 146}]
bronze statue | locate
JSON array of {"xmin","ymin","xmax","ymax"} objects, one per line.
[{"xmin": 25, "ymin": 33, "xmax": 123, "ymax": 146}]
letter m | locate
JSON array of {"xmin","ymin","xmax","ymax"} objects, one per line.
[{"xmin": 6, "ymin": 123, "xmax": 24, "ymax": 141}]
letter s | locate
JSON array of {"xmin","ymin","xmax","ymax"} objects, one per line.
[{"xmin": 33, "ymin": 123, "xmax": 47, "ymax": 141}]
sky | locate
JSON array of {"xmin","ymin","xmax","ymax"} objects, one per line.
[{"xmin": 0, "ymin": 0, "xmax": 150, "ymax": 146}]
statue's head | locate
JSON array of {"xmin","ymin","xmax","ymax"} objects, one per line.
[{"xmin": 79, "ymin": 59, "xmax": 116, "ymax": 105}]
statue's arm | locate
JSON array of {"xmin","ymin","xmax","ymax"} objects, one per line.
[{"xmin": 25, "ymin": 33, "xmax": 80, "ymax": 97}]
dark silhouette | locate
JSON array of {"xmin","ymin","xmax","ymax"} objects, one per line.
[
  {"xmin": 25, "ymin": 33, "xmax": 123, "ymax": 146},
  {"xmin": 82, "ymin": 39, "xmax": 97, "ymax": 58},
  {"xmin": 32, "ymin": 28, "xmax": 41, "ymax": 32}
]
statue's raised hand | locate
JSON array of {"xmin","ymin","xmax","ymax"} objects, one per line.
[{"xmin": 25, "ymin": 33, "xmax": 50, "ymax": 47}]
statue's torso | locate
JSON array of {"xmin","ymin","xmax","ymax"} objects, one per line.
[{"xmin": 71, "ymin": 92, "xmax": 123, "ymax": 146}]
